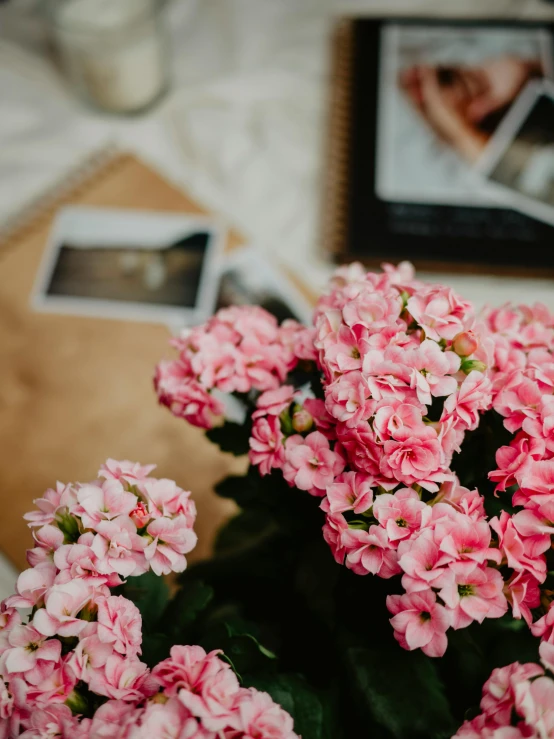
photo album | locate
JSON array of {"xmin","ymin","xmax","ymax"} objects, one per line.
[{"xmin": 326, "ymin": 17, "xmax": 554, "ymax": 272}]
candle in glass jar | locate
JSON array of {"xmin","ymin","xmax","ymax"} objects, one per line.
[{"xmin": 50, "ymin": 0, "xmax": 168, "ymax": 114}]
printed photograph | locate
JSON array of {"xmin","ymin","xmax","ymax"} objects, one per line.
[
  {"xmin": 215, "ymin": 248, "xmax": 312, "ymax": 325},
  {"xmin": 480, "ymin": 81, "xmax": 554, "ymax": 225},
  {"xmin": 33, "ymin": 206, "xmax": 223, "ymax": 324},
  {"xmin": 376, "ymin": 23, "xmax": 553, "ymax": 205}
]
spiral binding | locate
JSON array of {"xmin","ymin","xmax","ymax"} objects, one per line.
[
  {"xmin": 321, "ymin": 19, "xmax": 355, "ymax": 262},
  {"xmin": 0, "ymin": 144, "xmax": 127, "ymax": 259}
]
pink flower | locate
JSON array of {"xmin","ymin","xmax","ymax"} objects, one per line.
[
  {"xmin": 323, "ymin": 325, "xmax": 369, "ymax": 374},
  {"xmin": 442, "ymin": 371, "xmax": 492, "ymax": 431},
  {"xmin": 76, "ymin": 479, "xmax": 138, "ymax": 530},
  {"xmin": 514, "ymin": 675, "xmax": 554, "ymax": 737},
  {"xmin": 518, "ymin": 459, "xmax": 554, "ymax": 497},
  {"xmin": 25, "ymin": 657, "xmax": 77, "ymax": 707},
  {"xmin": 249, "ymin": 416, "xmax": 286, "ymax": 477},
  {"xmin": 488, "ymin": 433, "xmax": 543, "ymax": 493},
  {"xmin": 325, "ymin": 471, "xmax": 374, "ymax": 515},
  {"xmin": 341, "ymin": 287, "xmax": 402, "ymax": 331},
  {"xmin": 144, "ymin": 516, "xmax": 197, "ymax": 576},
  {"xmin": 406, "ymin": 340, "xmax": 460, "ymax": 406},
  {"xmin": 522, "ymin": 395, "xmax": 554, "ymax": 453},
  {"xmin": 407, "ymin": 285, "xmax": 472, "ymax": 341},
  {"xmin": 325, "ymin": 371, "xmax": 375, "ymax": 427},
  {"xmin": 504, "ymin": 572, "xmax": 540, "ymax": 626},
  {"xmin": 89, "ymin": 699, "xmax": 142, "ymax": 739},
  {"xmin": 53, "ymin": 541, "xmax": 115, "ymax": 588},
  {"xmin": 153, "ymin": 645, "xmax": 239, "ymax": 731},
  {"xmin": 373, "ymin": 401, "xmax": 425, "ymax": 443},
  {"xmin": 141, "ymin": 479, "xmax": 196, "ymax": 523},
  {"xmin": 66, "ymin": 628, "xmax": 114, "ymax": 681},
  {"xmin": 380, "ymin": 426, "xmax": 445, "ymax": 491},
  {"xmin": 398, "ymin": 531, "xmax": 451, "ymax": 593},
  {"xmin": 282, "ymin": 432, "xmax": 344, "ymax": 496},
  {"xmin": 154, "ymin": 360, "xmax": 224, "ymax": 429},
  {"xmin": 1, "ymin": 623, "xmax": 61, "ymax": 678},
  {"xmin": 99, "ymin": 459, "xmax": 156, "ymax": 485},
  {"xmin": 490, "ymin": 511, "xmax": 550, "ymax": 583},
  {"xmin": 342, "ymin": 525, "xmax": 400, "ymax": 578},
  {"xmin": 23, "ymin": 483, "xmax": 74, "ymax": 529},
  {"xmin": 387, "ymin": 590, "xmax": 450, "ymax": 657},
  {"xmin": 88, "ymin": 654, "xmax": 154, "ymax": 701},
  {"xmin": 540, "ymin": 641, "xmax": 554, "ymax": 673},
  {"xmin": 480, "ymin": 661, "xmax": 543, "ymax": 725},
  {"xmin": 96, "ymin": 596, "xmax": 142, "ymax": 657},
  {"xmin": 18, "ymin": 704, "xmax": 79, "ymax": 739},
  {"xmin": 234, "ymin": 688, "xmax": 299, "ymax": 739},
  {"xmin": 336, "ymin": 422, "xmax": 381, "ymax": 476},
  {"xmin": 26, "ymin": 525, "xmax": 64, "ymax": 568},
  {"xmin": 531, "ymin": 603, "xmax": 554, "ymax": 644},
  {"xmin": 435, "ymin": 514, "xmax": 500, "ymax": 565},
  {"xmin": 438, "ymin": 562, "xmax": 507, "ymax": 630},
  {"xmin": 32, "ymin": 579, "xmax": 94, "ymax": 638},
  {"xmin": 91, "ymin": 518, "xmax": 147, "ymax": 579},
  {"xmin": 322, "ymin": 513, "xmax": 349, "ymax": 564},
  {"xmin": 372, "ymin": 488, "xmax": 427, "ymax": 542},
  {"xmin": 5, "ymin": 563, "xmax": 56, "ymax": 609},
  {"xmin": 252, "ymin": 385, "xmax": 295, "ymax": 420},
  {"xmin": 126, "ymin": 699, "xmax": 200, "ymax": 739}
]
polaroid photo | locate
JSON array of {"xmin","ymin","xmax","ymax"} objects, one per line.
[
  {"xmin": 32, "ymin": 206, "xmax": 224, "ymax": 325},
  {"xmin": 215, "ymin": 247, "xmax": 313, "ymax": 325},
  {"xmin": 376, "ymin": 22, "xmax": 554, "ymax": 206},
  {"xmin": 476, "ymin": 79, "xmax": 554, "ymax": 228}
]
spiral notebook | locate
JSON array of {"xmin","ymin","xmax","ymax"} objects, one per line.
[
  {"xmin": 324, "ymin": 17, "xmax": 554, "ymax": 275},
  {"xmin": 0, "ymin": 150, "xmax": 244, "ymax": 570}
]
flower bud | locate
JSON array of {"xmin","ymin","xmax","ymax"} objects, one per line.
[
  {"xmin": 453, "ymin": 331, "xmax": 479, "ymax": 357},
  {"xmin": 461, "ymin": 358, "xmax": 487, "ymax": 374},
  {"xmin": 292, "ymin": 409, "xmax": 313, "ymax": 433},
  {"xmin": 130, "ymin": 501, "xmax": 150, "ymax": 529}
]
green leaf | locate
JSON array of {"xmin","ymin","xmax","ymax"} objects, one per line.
[
  {"xmin": 162, "ymin": 580, "xmax": 214, "ymax": 641},
  {"xmin": 215, "ymin": 509, "xmax": 277, "ymax": 555},
  {"xmin": 207, "ymin": 419, "xmax": 252, "ymax": 455},
  {"xmin": 140, "ymin": 632, "xmax": 172, "ymax": 668},
  {"xmin": 215, "ymin": 473, "xmax": 258, "ymax": 507},
  {"xmin": 201, "ymin": 617, "xmax": 277, "ymax": 677},
  {"xmin": 120, "ymin": 571, "xmax": 169, "ymax": 632},
  {"xmin": 343, "ymin": 642, "xmax": 456, "ymax": 739},
  {"xmin": 245, "ymin": 673, "xmax": 340, "ymax": 739}
]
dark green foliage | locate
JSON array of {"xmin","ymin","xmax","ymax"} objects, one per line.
[{"xmin": 206, "ymin": 418, "xmax": 253, "ymax": 455}]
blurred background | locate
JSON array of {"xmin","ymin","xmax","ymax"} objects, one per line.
[{"xmin": 1, "ymin": 0, "xmax": 554, "ymax": 596}]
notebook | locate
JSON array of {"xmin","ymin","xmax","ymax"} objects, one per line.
[
  {"xmin": 324, "ymin": 17, "xmax": 554, "ymax": 275},
  {"xmin": 0, "ymin": 151, "xmax": 245, "ymax": 571}
]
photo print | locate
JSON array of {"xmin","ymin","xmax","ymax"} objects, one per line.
[
  {"xmin": 376, "ymin": 23, "xmax": 553, "ymax": 206},
  {"xmin": 478, "ymin": 79, "xmax": 554, "ymax": 227},
  {"xmin": 33, "ymin": 206, "xmax": 224, "ymax": 325}
]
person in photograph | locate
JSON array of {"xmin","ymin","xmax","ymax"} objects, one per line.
[{"xmin": 400, "ymin": 55, "xmax": 543, "ymax": 162}]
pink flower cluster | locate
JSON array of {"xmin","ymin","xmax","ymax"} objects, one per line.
[
  {"xmin": 454, "ymin": 641, "xmax": 554, "ymax": 738},
  {"xmin": 486, "ymin": 302, "xmax": 554, "ymax": 647},
  {"xmin": 155, "ymin": 306, "xmax": 307, "ymax": 429},
  {"xmin": 0, "ymin": 459, "xmax": 198, "ymax": 735},
  {"xmin": 246, "ymin": 264, "xmax": 503, "ymax": 656},
  {"xmin": 0, "ymin": 462, "xmax": 298, "ymax": 738}
]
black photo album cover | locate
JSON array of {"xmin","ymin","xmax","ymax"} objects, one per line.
[{"xmin": 325, "ymin": 17, "xmax": 554, "ymax": 274}]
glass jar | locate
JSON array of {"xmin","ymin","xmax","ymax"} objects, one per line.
[{"xmin": 45, "ymin": 0, "xmax": 170, "ymax": 115}]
